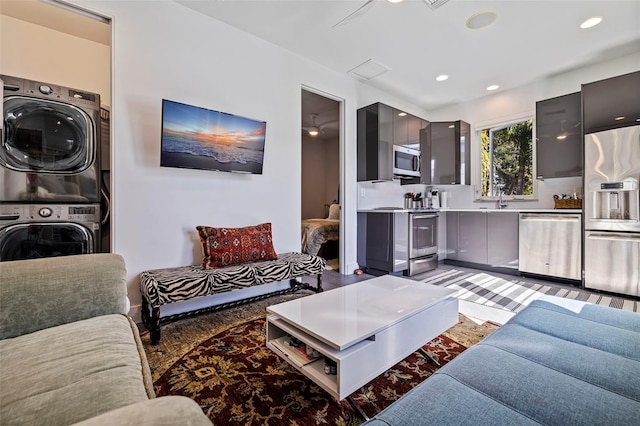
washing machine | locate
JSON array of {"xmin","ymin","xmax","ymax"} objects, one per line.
[
  {"xmin": 0, "ymin": 203, "xmax": 100, "ymax": 261},
  {"xmin": 1, "ymin": 75, "xmax": 100, "ymax": 203}
]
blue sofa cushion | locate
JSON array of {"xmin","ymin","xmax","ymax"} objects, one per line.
[{"xmin": 364, "ymin": 296, "xmax": 640, "ymax": 426}]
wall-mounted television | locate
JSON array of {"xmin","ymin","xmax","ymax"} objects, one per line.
[{"xmin": 160, "ymin": 99, "xmax": 267, "ymax": 174}]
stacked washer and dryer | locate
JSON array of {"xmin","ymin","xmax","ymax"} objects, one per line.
[{"xmin": 0, "ymin": 75, "xmax": 105, "ymax": 261}]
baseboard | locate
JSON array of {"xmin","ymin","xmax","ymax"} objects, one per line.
[{"xmin": 444, "ymin": 259, "xmax": 520, "ymax": 277}]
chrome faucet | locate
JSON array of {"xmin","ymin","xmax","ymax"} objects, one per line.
[{"xmin": 498, "ymin": 187, "xmax": 508, "ymax": 209}]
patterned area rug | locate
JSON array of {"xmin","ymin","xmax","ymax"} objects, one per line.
[
  {"xmin": 422, "ymin": 269, "xmax": 639, "ymax": 313},
  {"xmin": 141, "ymin": 293, "xmax": 498, "ymax": 425}
]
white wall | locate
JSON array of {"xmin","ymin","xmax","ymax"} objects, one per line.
[
  {"xmin": 2, "ymin": 0, "xmax": 431, "ymax": 320},
  {"xmin": 0, "ymin": 15, "xmax": 111, "ymax": 106},
  {"xmin": 301, "ymin": 135, "xmax": 339, "ymax": 219},
  {"xmin": 61, "ymin": 0, "xmax": 427, "ymax": 320}
]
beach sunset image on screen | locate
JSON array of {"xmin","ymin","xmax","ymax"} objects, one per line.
[{"xmin": 160, "ymin": 99, "xmax": 267, "ymax": 174}]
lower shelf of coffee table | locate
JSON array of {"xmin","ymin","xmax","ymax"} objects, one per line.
[{"xmin": 265, "ymin": 296, "xmax": 458, "ymax": 401}]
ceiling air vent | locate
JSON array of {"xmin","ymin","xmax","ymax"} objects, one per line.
[
  {"xmin": 424, "ymin": 0, "xmax": 450, "ymax": 10},
  {"xmin": 348, "ymin": 59, "xmax": 391, "ymax": 81}
]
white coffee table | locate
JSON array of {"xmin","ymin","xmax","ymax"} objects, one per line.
[{"xmin": 266, "ymin": 274, "xmax": 458, "ymax": 403}]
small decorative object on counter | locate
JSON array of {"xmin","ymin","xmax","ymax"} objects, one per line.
[
  {"xmin": 324, "ymin": 357, "xmax": 337, "ymax": 375},
  {"xmin": 404, "ymin": 192, "xmax": 413, "ymax": 209},
  {"xmin": 553, "ymin": 194, "xmax": 582, "ymax": 209}
]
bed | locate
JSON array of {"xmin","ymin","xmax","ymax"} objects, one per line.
[{"xmin": 301, "ymin": 204, "xmax": 340, "ymax": 256}]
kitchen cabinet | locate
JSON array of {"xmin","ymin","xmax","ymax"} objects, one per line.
[
  {"xmin": 421, "ymin": 120, "xmax": 470, "ymax": 185},
  {"xmin": 457, "ymin": 211, "xmax": 487, "ymax": 263},
  {"xmin": 358, "ymin": 102, "xmax": 430, "ymax": 183},
  {"xmin": 393, "ymin": 109, "xmax": 424, "ymax": 148},
  {"xmin": 536, "ymin": 92, "xmax": 582, "ymax": 178},
  {"xmin": 519, "ymin": 213, "xmax": 581, "ymax": 281},
  {"xmin": 583, "ymin": 71, "xmax": 640, "ymax": 134},
  {"xmin": 357, "ymin": 103, "xmax": 394, "ymax": 181},
  {"xmin": 357, "ymin": 211, "xmax": 409, "ymax": 273},
  {"xmin": 445, "ymin": 211, "xmax": 519, "ymax": 273}
]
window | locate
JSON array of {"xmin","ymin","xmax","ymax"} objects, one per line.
[{"xmin": 480, "ymin": 119, "xmax": 534, "ymax": 198}]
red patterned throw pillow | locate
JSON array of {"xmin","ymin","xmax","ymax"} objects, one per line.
[{"xmin": 196, "ymin": 223, "xmax": 278, "ymax": 269}]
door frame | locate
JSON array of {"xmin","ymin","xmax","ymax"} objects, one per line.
[{"xmin": 301, "ymin": 84, "xmax": 346, "ymax": 274}]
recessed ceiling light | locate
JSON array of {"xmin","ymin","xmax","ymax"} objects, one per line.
[
  {"xmin": 388, "ymin": 0, "xmax": 404, "ymax": 3},
  {"xmin": 398, "ymin": 112, "xmax": 407, "ymax": 117},
  {"xmin": 486, "ymin": 85, "xmax": 499, "ymax": 91},
  {"xmin": 436, "ymin": 74, "xmax": 449, "ymax": 81},
  {"xmin": 614, "ymin": 116, "xmax": 625, "ymax": 121},
  {"xmin": 580, "ymin": 17, "xmax": 602, "ymax": 29},
  {"xmin": 556, "ymin": 134, "xmax": 568, "ymax": 140},
  {"xmin": 466, "ymin": 11, "xmax": 497, "ymax": 30}
]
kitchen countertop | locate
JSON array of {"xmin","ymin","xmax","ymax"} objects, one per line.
[
  {"xmin": 439, "ymin": 208, "xmax": 582, "ymax": 213},
  {"xmin": 358, "ymin": 208, "xmax": 582, "ymax": 213},
  {"xmin": 358, "ymin": 208, "xmax": 436, "ymax": 213}
]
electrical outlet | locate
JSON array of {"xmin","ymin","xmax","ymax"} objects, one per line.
[{"xmin": 360, "ymin": 188, "xmax": 366, "ymax": 197}]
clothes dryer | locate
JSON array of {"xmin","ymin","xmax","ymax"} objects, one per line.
[
  {"xmin": 0, "ymin": 203, "xmax": 99, "ymax": 261},
  {"xmin": 1, "ymin": 75, "xmax": 100, "ymax": 203}
]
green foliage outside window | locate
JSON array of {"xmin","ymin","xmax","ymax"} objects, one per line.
[{"xmin": 481, "ymin": 120, "xmax": 533, "ymax": 197}]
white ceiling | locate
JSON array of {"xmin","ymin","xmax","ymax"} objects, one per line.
[
  {"xmin": 0, "ymin": 0, "xmax": 110, "ymax": 46},
  {"xmin": 176, "ymin": 0, "xmax": 640, "ymax": 111}
]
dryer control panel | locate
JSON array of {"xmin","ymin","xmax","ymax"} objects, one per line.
[{"xmin": 0, "ymin": 204, "xmax": 99, "ymax": 224}]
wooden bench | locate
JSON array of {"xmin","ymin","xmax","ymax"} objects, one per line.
[{"xmin": 139, "ymin": 252, "xmax": 325, "ymax": 344}]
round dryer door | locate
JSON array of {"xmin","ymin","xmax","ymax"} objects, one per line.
[
  {"xmin": 0, "ymin": 222, "xmax": 94, "ymax": 261},
  {"xmin": 1, "ymin": 96, "xmax": 95, "ymax": 173}
]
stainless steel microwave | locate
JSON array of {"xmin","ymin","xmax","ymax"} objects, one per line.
[{"xmin": 393, "ymin": 145, "xmax": 420, "ymax": 177}]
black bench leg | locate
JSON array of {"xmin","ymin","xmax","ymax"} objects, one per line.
[
  {"xmin": 142, "ymin": 296, "xmax": 161, "ymax": 345},
  {"xmin": 289, "ymin": 276, "xmax": 323, "ymax": 294},
  {"xmin": 149, "ymin": 306, "xmax": 161, "ymax": 345}
]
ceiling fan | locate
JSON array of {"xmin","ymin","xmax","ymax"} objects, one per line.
[
  {"xmin": 302, "ymin": 113, "xmax": 338, "ymax": 137},
  {"xmin": 333, "ymin": 0, "xmax": 450, "ymax": 28}
]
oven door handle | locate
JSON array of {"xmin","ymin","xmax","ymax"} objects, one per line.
[{"xmin": 411, "ymin": 214, "xmax": 438, "ymax": 220}]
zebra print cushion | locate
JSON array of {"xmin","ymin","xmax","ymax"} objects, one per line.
[
  {"xmin": 139, "ymin": 252, "xmax": 325, "ymax": 308},
  {"xmin": 282, "ymin": 252, "xmax": 326, "ymax": 278}
]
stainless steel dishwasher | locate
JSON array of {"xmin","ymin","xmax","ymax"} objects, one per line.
[{"xmin": 518, "ymin": 213, "xmax": 582, "ymax": 281}]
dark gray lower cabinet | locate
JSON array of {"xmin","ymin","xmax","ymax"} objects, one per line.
[
  {"xmin": 458, "ymin": 211, "xmax": 488, "ymax": 263},
  {"xmin": 446, "ymin": 211, "xmax": 519, "ymax": 274},
  {"xmin": 487, "ymin": 212, "xmax": 519, "ymax": 269},
  {"xmin": 357, "ymin": 212, "xmax": 409, "ymax": 273}
]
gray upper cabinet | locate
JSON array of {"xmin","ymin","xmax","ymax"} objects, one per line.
[
  {"xmin": 421, "ymin": 120, "xmax": 470, "ymax": 185},
  {"xmin": 535, "ymin": 92, "xmax": 582, "ymax": 178},
  {"xmin": 393, "ymin": 108, "xmax": 424, "ymax": 148},
  {"xmin": 582, "ymin": 71, "xmax": 640, "ymax": 134},
  {"xmin": 358, "ymin": 102, "xmax": 429, "ymax": 182},
  {"xmin": 357, "ymin": 103, "xmax": 394, "ymax": 182}
]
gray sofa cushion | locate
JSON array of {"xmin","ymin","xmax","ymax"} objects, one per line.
[
  {"xmin": 70, "ymin": 396, "xmax": 212, "ymax": 426},
  {"xmin": 0, "ymin": 314, "xmax": 154, "ymax": 426},
  {"xmin": 364, "ymin": 296, "xmax": 640, "ymax": 425},
  {"xmin": 0, "ymin": 254, "xmax": 128, "ymax": 339}
]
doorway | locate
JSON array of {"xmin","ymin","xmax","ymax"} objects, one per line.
[{"xmin": 301, "ymin": 88, "xmax": 343, "ymax": 272}]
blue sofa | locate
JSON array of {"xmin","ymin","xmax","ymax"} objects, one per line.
[{"xmin": 364, "ymin": 295, "xmax": 640, "ymax": 425}]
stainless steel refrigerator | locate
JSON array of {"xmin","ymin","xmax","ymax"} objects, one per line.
[{"xmin": 584, "ymin": 124, "xmax": 640, "ymax": 297}]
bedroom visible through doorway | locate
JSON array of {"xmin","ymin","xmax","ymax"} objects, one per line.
[{"xmin": 301, "ymin": 89, "xmax": 341, "ymax": 271}]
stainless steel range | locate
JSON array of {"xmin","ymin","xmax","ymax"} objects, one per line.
[{"xmin": 407, "ymin": 210, "xmax": 439, "ymax": 276}]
